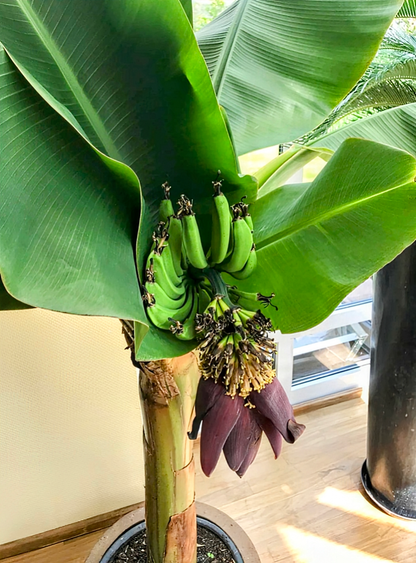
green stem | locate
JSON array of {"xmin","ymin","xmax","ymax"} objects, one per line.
[
  {"xmin": 203, "ymin": 268, "xmax": 234, "ymax": 307},
  {"xmin": 139, "ymin": 354, "xmax": 200, "ymax": 563}
]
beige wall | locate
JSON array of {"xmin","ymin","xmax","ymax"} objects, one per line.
[{"xmin": 0, "ymin": 309, "xmax": 144, "ymax": 545}]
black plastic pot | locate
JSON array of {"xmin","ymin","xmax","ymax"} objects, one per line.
[
  {"xmin": 362, "ymin": 243, "xmax": 416, "ymax": 519},
  {"xmin": 99, "ymin": 517, "xmax": 244, "ymax": 563}
]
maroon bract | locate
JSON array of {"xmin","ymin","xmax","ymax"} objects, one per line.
[{"xmin": 190, "ymin": 376, "xmax": 305, "ymax": 477}]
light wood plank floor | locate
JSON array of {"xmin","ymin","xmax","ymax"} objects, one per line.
[{"xmin": 5, "ymin": 397, "xmax": 416, "ymax": 562}]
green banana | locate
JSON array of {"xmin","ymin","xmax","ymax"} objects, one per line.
[
  {"xmin": 178, "ymin": 195, "xmax": 208, "ymax": 270},
  {"xmin": 174, "ymin": 288, "xmax": 199, "ymax": 341},
  {"xmin": 210, "ymin": 179, "xmax": 231, "ymax": 265},
  {"xmin": 146, "ymin": 253, "xmax": 184, "ymax": 299},
  {"xmin": 146, "ymin": 284, "xmax": 195, "ymax": 330},
  {"xmin": 145, "ymin": 280, "xmax": 187, "ymax": 310},
  {"xmin": 229, "ymin": 287, "xmax": 277, "ymax": 311},
  {"xmin": 230, "ymin": 244, "xmax": 257, "ymax": 279},
  {"xmin": 167, "ymin": 215, "xmax": 184, "ymax": 276},
  {"xmin": 159, "ymin": 182, "xmax": 174, "ymax": 222},
  {"xmin": 243, "ymin": 212, "xmax": 253, "ymax": 231},
  {"xmin": 241, "ymin": 202, "xmax": 253, "ymax": 232},
  {"xmin": 220, "ymin": 217, "xmax": 253, "ymax": 273},
  {"xmin": 228, "ymin": 287, "xmax": 258, "ymax": 310},
  {"xmin": 181, "ymin": 240, "xmax": 188, "ymax": 270}
]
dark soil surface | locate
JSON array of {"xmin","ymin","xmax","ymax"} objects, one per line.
[{"xmin": 109, "ymin": 524, "xmax": 237, "ymax": 563}]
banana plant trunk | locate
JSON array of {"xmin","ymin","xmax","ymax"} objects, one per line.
[
  {"xmin": 362, "ymin": 243, "xmax": 416, "ymax": 519},
  {"xmin": 139, "ymin": 352, "xmax": 200, "ymax": 562}
]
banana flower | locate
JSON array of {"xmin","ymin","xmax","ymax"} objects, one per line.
[{"xmin": 189, "ymin": 376, "xmax": 305, "ymax": 477}]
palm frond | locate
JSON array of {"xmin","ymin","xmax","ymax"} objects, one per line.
[
  {"xmin": 302, "ymin": 23, "xmax": 416, "ymax": 143},
  {"xmin": 397, "ymin": 1, "xmax": 416, "ymax": 18}
]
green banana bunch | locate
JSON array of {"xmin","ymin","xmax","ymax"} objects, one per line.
[
  {"xmin": 142, "ymin": 179, "xmax": 262, "ymax": 340},
  {"xmin": 143, "ymin": 219, "xmax": 191, "ymax": 331},
  {"xmin": 177, "ymin": 195, "xmax": 208, "ymax": 270}
]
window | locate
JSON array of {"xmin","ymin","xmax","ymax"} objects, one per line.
[{"xmin": 275, "ymin": 280, "xmax": 372, "ymax": 404}]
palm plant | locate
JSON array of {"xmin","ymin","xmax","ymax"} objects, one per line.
[
  {"xmin": 1, "ymin": 1, "xmax": 416, "ymax": 562},
  {"xmin": 303, "ymin": 22, "xmax": 416, "ymax": 142}
]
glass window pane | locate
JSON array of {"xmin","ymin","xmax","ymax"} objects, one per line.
[{"xmin": 292, "ymin": 322, "xmax": 371, "ymax": 384}]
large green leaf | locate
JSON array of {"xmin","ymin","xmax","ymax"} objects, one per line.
[
  {"xmin": 228, "ymin": 139, "xmax": 416, "ymax": 333},
  {"xmin": 0, "ymin": 49, "xmax": 146, "ymax": 323},
  {"xmin": 310, "ymin": 103, "xmax": 416, "ymax": 158},
  {"xmin": 180, "ymin": 0, "xmax": 193, "ymax": 24},
  {"xmin": 0, "ymin": 0, "xmax": 258, "ymax": 355},
  {"xmin": 135, "ymin": 324, "xmax": 197, "ymax": 362},
  {"xmin": 0, "ymin": 277, "xmax": 32, "ymax": 310},
  {"xmin": 197, "ymin": 0, "xmax": 402, "ymax": 155},
  {"xmin": 0, "ymin": 0, "xmax": 255, "ymax": 240}
]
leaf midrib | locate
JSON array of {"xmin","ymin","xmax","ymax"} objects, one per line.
[
  {"xmin": 256, "ymin": 179, "xmax": 413, "ymax": 251},
  {"xmin": 16, "ymin": 0, "xmax": 121, "ymax": 160},
  {"xmin": 212, "ymin": 0, "xmax": 250, "ymax": 97}
]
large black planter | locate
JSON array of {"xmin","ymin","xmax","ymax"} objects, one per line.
[{"xmin": 362, "ymin": 243, "xmax": 416, "ymax": 519}]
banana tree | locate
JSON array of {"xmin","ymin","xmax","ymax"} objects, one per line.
[{"xmin": 1, "ymin": 0, "xmax": 415, "ymax": 561}]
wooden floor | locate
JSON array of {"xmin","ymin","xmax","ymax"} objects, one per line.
[{"xmin": 4, "ymin": 396, "xmax": 416, "ymax": 563}]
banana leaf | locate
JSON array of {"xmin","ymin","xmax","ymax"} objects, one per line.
[
  {"xmin": 0, "ymin": 0, "xmax": 255, "ymax": 249},
  {"xmin": 180, "ymin": 0, "xmax": 193, "ymax": 24},
  {"xmin": 0, "ymin": 277, "xmax": 32, "ymax": 310},
  {"xmin": 197, "ymin": 0, "xmax": 403, "ymax": 155},
  {"xmin": 0, "ymin": 48, "xmax": 147, "ymax": 324},
  {"xmin": 230, "ymin": 139, "xmax": 416, "ymax": 334},
  {"xmin": 2, "ymin": 0, "xmax": 416, "ymax": 359},
  {"xmin": 0, "ymin": 0, "xmax": 256, "ymax": 348}
]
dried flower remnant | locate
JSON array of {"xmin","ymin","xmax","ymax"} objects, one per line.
[{"xmin": 195, "ymin": 296, "xmax": 276, "ymax": 398}]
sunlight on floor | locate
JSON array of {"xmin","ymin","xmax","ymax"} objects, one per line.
[
  {"xmin": 278, "ymin": 525, "xmax": 394, "ymax": 563},
  {"xmin": 318, "ymin": 487, "xmax": 416, "ymax": 533}
]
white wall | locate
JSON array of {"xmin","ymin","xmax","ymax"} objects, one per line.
[{"xmin": 0, "ymin": 309, "xmax": 144, "ymax": 544}]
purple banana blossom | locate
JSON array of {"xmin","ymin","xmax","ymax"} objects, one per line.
[{"xmin": 190, "ymin": 376, "xmax": 305, "ymax": 477}]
